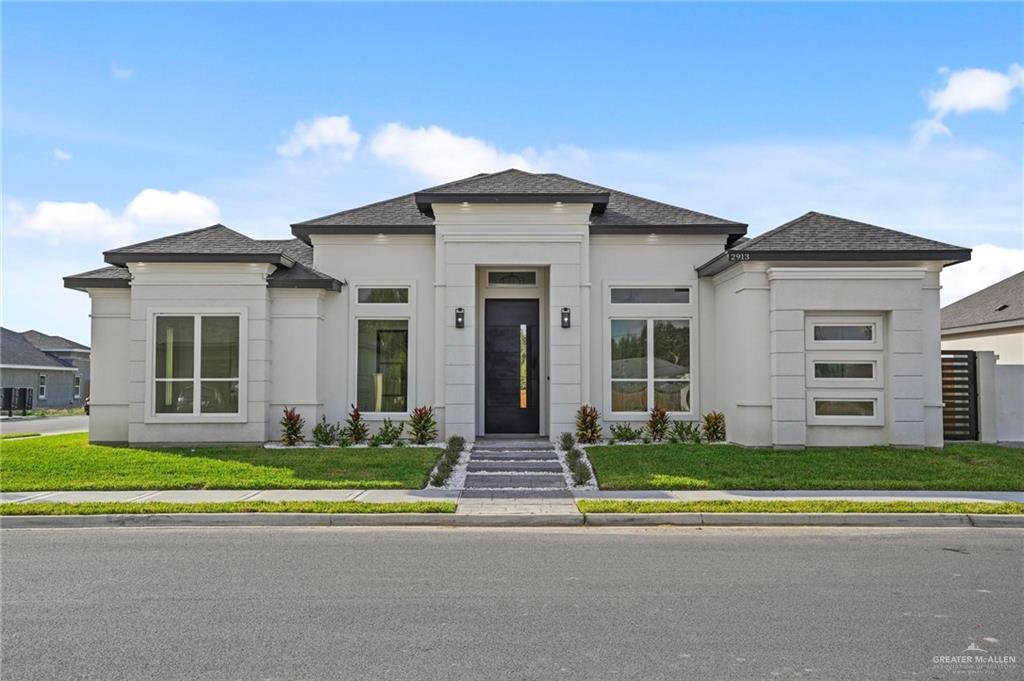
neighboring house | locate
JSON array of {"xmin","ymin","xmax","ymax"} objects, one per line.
[
  {"xmin": 941, "ymin": 271, "xmax": 1024, "ymax": 444},
  {"xmin": 941, "ymin": 271, "xmax": 1024, "ymax": 364},
  {"xmin": 64, "ymin": 169, "xmax": 971, "ymax": 447},
  {"xmin": 0, "ymin": 327, "xmax": 82, "ymax": 410},
  {"xmin": 20, "ymin": 329, "xmax": 91, "ymax": 401}
]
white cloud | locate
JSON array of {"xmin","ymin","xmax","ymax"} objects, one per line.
[
  {"xmin": 52, "ymin": 148, "xmax": 72, "ymax": 162},
  {"xmin": 940, "ymin": 244, "xmax": 1024, "ymax": 306},
  {"xmin": 913, "ymin": 64, "xmax": 1024, "ymax": 146},
  {"xmin": 5, "ymin": 189, "xmax": 220, "ymax": 246},
  {"xmin": 123, "ymin": 189, "xmax": 220, "ymax": 229},
  {"xmin": 370, "ymin": 122, "xmax": 534, "ymax": 182},
  {"xmin": 276, "ymin": 115, "xmax": 361, "ymax": 159},
  {"xmin": 111, "ymin": 63, "xmax": 133, "ymax": 80}
]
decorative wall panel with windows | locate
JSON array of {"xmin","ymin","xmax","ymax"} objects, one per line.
[
  {"xmin": 146, "ymin": 311, "xmax": 246, "ymax": 422},
  {"xmin": 351, "ymin": 284, "xmax": 415, "ymax": 417},
  {"xmin": 604, "ymin": 284, "xmax": 695, "ymax": 418},
  {"xmin": 804, "ymin": 315, "xmax": 885, "ymax": 425}
]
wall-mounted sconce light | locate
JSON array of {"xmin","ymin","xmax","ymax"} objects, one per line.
[
  {"xmin": 561, "ymin": 307, "xmax": 571, "ymax": 329},
  {"xmin": 455, "ymin": 308, "xmax": 465, "ymax": 329}
]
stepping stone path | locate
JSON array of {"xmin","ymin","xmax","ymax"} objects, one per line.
[{"xmin": 462, "ymin": 440, "xmax": 570, "ymax": 499}]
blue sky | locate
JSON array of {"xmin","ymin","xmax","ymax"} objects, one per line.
[{"xmin": 3, "ymin": 2, "xmax": 1022, "ymax": 343}]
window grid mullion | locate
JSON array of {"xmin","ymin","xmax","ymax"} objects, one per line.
[{"xmin": 193, "ymin": 315, "xmax": 202, "ymax": 416}]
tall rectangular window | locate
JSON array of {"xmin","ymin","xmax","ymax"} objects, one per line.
[
  {"xmin": 154, "ymin": 315, "xmax": 240, "ymax": 416},
  {"xmin": 73, "ymin": 375, "xmax": 81, "ymax": 399},
  {"xmin": 38, "ymin": 375, "xmax": 46, "ymax": 400},
  {"xmin": 611, "ymin": 319, "xmax": 691, "ymax": 413},
  {"xmin": 357, "ymin": 319, "xmax": 409, "ymax": 413}
]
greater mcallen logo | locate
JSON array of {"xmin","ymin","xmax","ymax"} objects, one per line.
[{"xmin": 932, "ymin": 641, "xmax": 1017, "ymax": 671}]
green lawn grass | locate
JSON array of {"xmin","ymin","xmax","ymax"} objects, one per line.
[
  {"xmin": 0, "ymin": 500, "xmax": 456, "ymax": 515},
  {"xmin": 576, "ymin": 499, "xmax": 1024, "ymax": 514},
  {"xmin": 585, "ymin": 442, "xmax": 1024, "ymax": 491},
  {"xmin": 0, "ymin": 433, "xmax": 442, "ymax": 491},
  {"xmin": 0, "ymin": 433, "xmax": 40, "ymax": 440}
]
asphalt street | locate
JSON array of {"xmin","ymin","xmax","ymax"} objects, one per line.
[
  {"xmin": 1, "ymin": 526, "xmax": 1021, "ymax": 680},
  {"xmin": 0, "ymin": 415, "xmax": 88, "ymax": 436}
]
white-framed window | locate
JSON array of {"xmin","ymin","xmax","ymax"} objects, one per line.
[
  {"xmin": 350, "ymin": 282, "xmax": 416, "ymax": 418},
  {"xmin": 356, "ymin": 319, "xmax": 409, "ymax": 413},
  {"xmin": 357, "ymin": 287, "xmax": 409, "ymax": 304},
  {"xmin": 807, "ymin": 389, "xmax": 884, "ymax": 426},
  {"xmin": 486, "ymin": 270, "xmax": 538, "ymax": 288},
  {"xmin": 610, "ymin": 287, "xmax": 690, "ymax": 304},
  {"xmin": 38, "ymin": 374, "xmax": 46, "ymax": 400},
  {"xmin": 610, "ymin": 318, "xmax": 691, "ymax": 414},
  {"xmin": 73, "ymin": 375, "xmax": 81, "ymax": 399},
  {"xmin": 151, "ymin": 313, "xmax": 243, "ymax": 418},
  {"xmin": 806, "ymin": 315, "xmax": 883, "ymax": 350},
  {"xmin": 814, "ymin": 398, "xmax": 875, "ymax": 417},
  {"xmin": 813, "ymin": 361, "xmax": 874, "ymax": 379}
]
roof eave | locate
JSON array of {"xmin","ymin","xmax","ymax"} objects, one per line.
[
  {"xmin": 63, "ymin": 276, "xmax": 131, "ymax": 292},
  {"xmin": 697, "ymin": 248, "xmax": 973, "ymax": 278},
  {"xmin": 413, "ymin": 191, "xmax": 611, "ymax": 218},
  {"xmin": 591, "ymin": 223, "xmax": 747, "ymax": 237},
  {"xmin": 267, "ymin": 278, "xmax": 344, "ymax": 292},
  {"xmin": 103, "ymin": 252, "xmax": 294, "ymax": 268},
  {"xmin": 291, "ymin": 224, "xmax": 436, "ymax": 244}
]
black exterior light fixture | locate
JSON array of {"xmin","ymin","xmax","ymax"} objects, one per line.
[
  {"xmin": 455, "ymin": 308, "xmax": 465, "ymax": 329},
  {"xmin": 561, "ymin": 307, "xmax": 571, "ymax": 329}
]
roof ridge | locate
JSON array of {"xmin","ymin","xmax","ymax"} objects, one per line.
[
  {"xmin": 292, "ymin": 192, "xmax": 419, "ymax": 226},
  {"xmin": 105, "ymin": 223, "xmax": 268, "ymax": 253},
  {"xmin": 734, "ymin": 212, "xmax": 814, "ymax": 251},
  {"xmin": 943, "ymin": 270, "xmax": 1024, "ymax": 309}
]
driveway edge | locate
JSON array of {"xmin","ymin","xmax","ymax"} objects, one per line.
[{"xmin": 2, "ymin": 512, "xmax": 1023, "ymax": 529}]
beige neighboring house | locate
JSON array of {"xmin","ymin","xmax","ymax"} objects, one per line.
[
  {"xmin": 64, "ymin": 169, "xmax": 973, "ymax": 447},
  {"xmin": 941, "ymin": 271, "xmax": 1024, "ymax": 364}
]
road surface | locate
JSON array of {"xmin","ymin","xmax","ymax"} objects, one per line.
[
  {"xmin": 0, "ymin": 414, "xmax": 88, "ymax": 436},
  {"xmin": 2, "ymin": 527, "xmax": 1021, "ymax": 680}
]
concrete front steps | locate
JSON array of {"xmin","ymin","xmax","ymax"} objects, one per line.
[{"xmin": 463, "ymin": 440, "xmax": 569, "ymax": 498}]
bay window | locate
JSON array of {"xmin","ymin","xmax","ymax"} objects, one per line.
[
  {"xmin": 610, "ymin": 318, "xmax": 691, "ymax": 413},
  {"xmin": 154, "ymin": 314, "xmax": 240, "ymax": 416}
]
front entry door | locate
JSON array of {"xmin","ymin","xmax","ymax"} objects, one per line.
[{"xmin": 484, "ymin": 299, "xmax": 540, "ymax": 434}]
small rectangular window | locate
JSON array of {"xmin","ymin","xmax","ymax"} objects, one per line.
[
  {"xmin": 357, "ymin": 319, "xmax": 409, "ymax": 412},
  {"xmin": 814, "ymin": 399, "xmax": 875, "ymax": 417},
  {"xmin": 813, "ymin": 324, "xmax": 873, "ymax": 342},
  {"xmin": 487, "ymin": 271, "xmax": 537, "ymax": 287},
  {"xmin": 73, "ymin": 375, "xmax": 81, "ymax": 399},
  {"xmin": 813, "ymin": 362, "xmax": 874, "ymax": 379},
  {"xmin": 38, "ymin": 375, "xmax": 46, "ymax": 400},
  {"xmin": 358, "ymin": 288, "xmax": 409, "ymax": 304},
  {"xmin": 611, "ymin": 288, "xmax": 690, "ymax": 304}
]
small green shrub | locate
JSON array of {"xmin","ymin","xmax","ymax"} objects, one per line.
[
  {"xmin": 565, "ymin": 447, "xmax": 582, "ymax": 466},
  {"xmin": 668, "ymin": 420, "xmax": 702, "ymax": 444},
  {"xmin": 312, "ymin": 415, "xmax": 340, "ymax": 447},
  {"xmin": 447, "ymin": 435, "xmax": 466, "ymax": 454},
  {"xmin": 372, "ymin": 418, "xmax": 404, "ymax": 446},
  {"xmin": 344, "ymin": 404, "xmax": 369, "ymax": 444},
  {"xmin": 408, "ymin": 406, "xmax": 438, "ymax": 445},
  {"xmin": 570, "ymin": 459, "xmax": 592, "ymax": 486},
  {"xmin": 430, "ymin": 460, "xmax": 453, "ymax": 487},
  {"xmin": 645, "ymin": 407, "xmax": 670, "ymax": 442},
  {"xmin": 609, "ymin": 423, "xmax": 643, "ymax": 442},
  {"xmin": 280, "ymin": 407, "xmax": 306, "ymax": 446},
  {"xmin": 702, "ymin": 411, "xmax": 726, "ymax": 442},
  {"xmin": 559, "ymin": 432, "xmax": 576, "ymax": 451},
  {"xmin": 575, "ymin": 405, "xmax": 602, "ymax": 444}
]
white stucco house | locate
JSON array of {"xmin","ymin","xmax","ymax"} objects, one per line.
[{"xmin": 66, "ymin": 169, "xmax": 971, "ymax": 448}]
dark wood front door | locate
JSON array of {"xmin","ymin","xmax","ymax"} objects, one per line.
[{"xmin": 484, "ymin": 299, "xmax": 540, "ymax": 434}]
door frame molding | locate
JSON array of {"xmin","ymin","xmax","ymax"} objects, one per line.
[{"xmin": 475, "ymin": 266, "xmax": 548, "ymax": 437}]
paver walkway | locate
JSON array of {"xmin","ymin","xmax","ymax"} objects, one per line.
[{"xmin": 456, "ymin": 439, "xmax": 578, "ymax": 515}]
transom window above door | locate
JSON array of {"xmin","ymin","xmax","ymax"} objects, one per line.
[
  {"xmin": 610, "ymin": 318, "xmax": 691, "ymax": 413},
  {"xmin": 357, "ymin": 287, "xmax": 409, "ymax": 304},
  {"xmin": 487, "ymin": 271, "xmax": 537, "ymax": 287}
]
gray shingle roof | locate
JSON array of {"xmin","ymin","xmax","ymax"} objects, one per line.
[
  {"xmin": 697, "ymin": 211, "xmax": 971, "ymax": 277},
  {"xmin": 63, "ymin": 266, "xmax": 131, "ymax": 290},
  {"xmin": 292, "ymin": 169, "xmax": 745, "ymax": 237},
  {"xmin": 1, "ymin": 328, "xmax": 74, "ymax": 369},
  {"xmin": 104, "ymin": 224, "xmax": 295, "ymax": 266},
  {"xmin": 20, "ymin": 330, "xmax": 89, "ymax": 351},
  {"xmin": 942, "ymin": 271, "xmax": 1024, "ymax": 331}
]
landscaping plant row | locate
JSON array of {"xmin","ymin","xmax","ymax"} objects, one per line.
[
  {"xmin": 575, "ymin": 405, "xmax": 726, "ymax": 445},
  {"xmin": 557, "ymin": 432, "xmax": 593, "ymax": 486},
  {"xmin": 279, "ymin": 405, "xmax": 439, "ymax": 447},
  {"xmin": 430, "ymin": 436, "xmax": 467, "ymax": 487}
]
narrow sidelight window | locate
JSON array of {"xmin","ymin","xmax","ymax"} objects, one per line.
[
  {"xmin": 38, "ymin": 375, "xmax": 46, "ymax": 400},
  {"xmin": 357, "ymin": 320, "xmax": 409, "ymax": 413},
  {"xmin": 357, "ymin": 288, "xmax": 409, "ymax": 304},
  {"xmin": 73, "ymin": 375, "xmax": 81, "ymax": 399},
  {"xmin": 814, "ymin": 399, "xmax": 875, "ymax": 417},
  {"xmin": 154, "ymin": 315, "xmax": 240, "ymax": 416}
]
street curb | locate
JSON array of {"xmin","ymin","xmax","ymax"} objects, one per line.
[{"xmin": 2, "ymin": 512, "xmax": 1023, "ymax": 529}]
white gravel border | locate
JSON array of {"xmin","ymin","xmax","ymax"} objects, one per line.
[
  {"xmin": 556, "ymin": 441, "xmax": 598, "ymax": 490},
  {"xmin": 430, "ymin": 447, "xmax": 471, "ymax": 489},
  {"xmin": 263, "ymin": 441, "xmax": 446, "ymax": 450}
]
